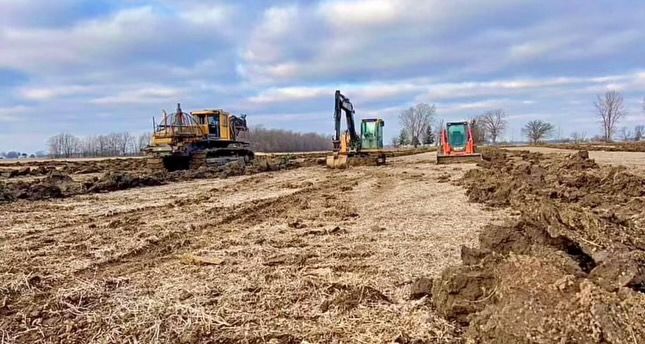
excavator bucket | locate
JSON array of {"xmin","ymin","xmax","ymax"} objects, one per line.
[
  {"xmin": 326, "ymin": 154, "xmax": 349, "ymax": 169},
  {"xmin": 436, "ymin": 153, "xmax": 483, "ymax": 164}
]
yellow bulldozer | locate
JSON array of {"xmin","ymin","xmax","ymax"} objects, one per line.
[{"xmin": 144, "ymin": 104, "xmax": 254, "ymax": 171}]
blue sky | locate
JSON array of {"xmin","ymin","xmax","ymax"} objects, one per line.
[{"xmin": 1, "ymin": 0, "xmax": 644, "ymax": 152}]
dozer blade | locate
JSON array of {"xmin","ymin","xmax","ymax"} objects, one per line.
[
  {"xmin": 436, "ymin": 153, "xmax": 483, "ymax": 165},
  {"xmin": 326, "ymin": 154, "xmax": 349, "ymax": 169}
]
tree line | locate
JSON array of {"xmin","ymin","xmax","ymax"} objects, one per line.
[
  {"xmin": 241, "ymin": 126, "xmax": 332, "ymax": 152},
  {"xmin": 395, "ymin": 90, "xmax": 645, "ymax": 146},
  {"xmin": 46, "ymin": 127, "xmax": 332, "ymax": 158},
  {"xmin": 48, "ymin": 132, "xmax": 151, "ymax": 158}
]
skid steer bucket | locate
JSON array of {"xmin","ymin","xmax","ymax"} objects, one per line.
[{"xmin": 436, "ymin": 153, "xmax": 483, "ymax": 164}]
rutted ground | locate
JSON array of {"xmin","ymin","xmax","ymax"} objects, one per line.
[{"xmin": 0, "ymin": 152, "xmax": 503, "ymax": 343}]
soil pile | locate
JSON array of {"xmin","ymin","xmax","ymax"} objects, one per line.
[
  {"xmin": 432, "ymin": 149, "xmax": 645, "ymax": 343},
  {"xmin": 0, "ymin": 156, "xmax": 305, "ymax": 203},
  {"xmin": 545, "ymin": 141, "xmax": 645, "ymax": 152}
]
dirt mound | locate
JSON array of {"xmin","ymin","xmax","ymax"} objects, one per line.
[
  {"xmin": 86, "ymin": 171, "xmax": 165, "ymax": 193},
  {"xmin": 0, "ymin": 156, "xmax": 306, "ymax": 203},
  {"xmin": 433, "ymin": 149, "xmax": 645, "ymax": 343},
  {"xmin": 545, "ymin": 141, "xmax": 645, "ymax": 152}
]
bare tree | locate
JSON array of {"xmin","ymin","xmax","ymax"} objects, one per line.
[
  {"xmin": 618, "ymin": 126, "xmax": 633, "ymax": 142},
  {"xmin": 434, "ymin": 118, "xmax": 444, "ymax": 146},
  {"xmin": 136, "ymin": 133, "xmax": 151, "ymax": 153},
  {"xmin": 594, "ymin": 90, "xmax": 626, "ymax": 142},
  {"xmin": 570, "ymin": 131, "xmax": 587, "ymax": 144},
  {"xmin": 244, "ymin": 126, "xmax": 332, "ymax": 152},
  {"xmin": 470, "ymin": 117, "xmax": 487, "ymax": 144},
  {"xmin": 522, "ymin": 120, "xmax": 555, "ymax": 144},
  {"xmin": 478, "ymin": 109, "xmax": 507, "ymax": 144},
  {"xmin": 48, "ymin": 133, "xmax": 80, "ymax": 158},
  {"xmin": 634, "ymin": 125, "xmax": 644, "ymax": 141},
  {"xmin": 399, "ymin": 103, "xmax": 435, "ymax": 148}
]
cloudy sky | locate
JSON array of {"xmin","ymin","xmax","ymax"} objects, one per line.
[{"xmin": 1, "ymin": 0, "xmax": 645, "ymax": 152}]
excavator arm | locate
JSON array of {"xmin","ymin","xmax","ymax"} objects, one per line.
[{"xmin": 333, "ymin": 90, "xmax": 360, "ymax": 152}]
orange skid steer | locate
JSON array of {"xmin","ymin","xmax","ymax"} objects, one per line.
[{"xmin": 437, "ymin": 121, "xmax": 483, "ymax": 164}]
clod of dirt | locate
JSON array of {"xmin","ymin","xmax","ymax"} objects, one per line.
[
  {"xmin": 288, "ymin": 219, "xmax": 307, "ymax": 229},
  {"xmin": 409, "ymin": 277, "xmax": 433, "ymax": 300},
  {"xmin": 87, "ymin": 171, "xmax": 164, "ymax": 193},
  {"xmin": 431, "ymin": 265, "xmax": 496, "ymax": 324},
  {"xmin": 321, "ymin": 284, "xmax": 392, "ymax": 312},
  {"xmin": 589, "ymin": 251, "xmax": 645, "ymax": 292},
  {"xmin": 436, "ymin": 173, "xmax": 451, "ymax": 183}
]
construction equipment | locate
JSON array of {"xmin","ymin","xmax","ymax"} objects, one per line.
[
  {"xmin": 326, "ymin": 90, "xmax": 386, "ymax": 168},
  {"xmin": 144, "ymin": 103, "xmax": 254, "ymax": 171},
  {"xmin": 437, "ymin": 121, "xmax": 483, "ymax": 164}
]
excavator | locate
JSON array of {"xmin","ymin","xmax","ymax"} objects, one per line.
[
  {"xmin": 326, "ymin": 90, "xmax": 386, "ymax": 168},
  {"xmin": 436, "ymin": 121, "xmax": 483, "ymax": 164},
  {"xmin": 144, "ymin": 104, "xmax": 254, "ymax": 171}
]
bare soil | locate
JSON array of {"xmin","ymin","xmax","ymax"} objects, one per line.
[
  {"xmin": 431, "ymin": 149, "xmax": 645, "ymax": 343},
  {"xmin": 0, "ymin": 152, "xmax": 503, "ymax": 343}
]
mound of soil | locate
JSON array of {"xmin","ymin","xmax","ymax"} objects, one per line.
[
  {"xmin": 545, "ymin": 141, "xmax": 645, "ymax": 152},
  {"xmin": 433, "ymin": 149, "xmax": 645, "ymax": 343},
  {"xmin": 0, "ymin": 156, "xmax": 305, "ymax": 203}
]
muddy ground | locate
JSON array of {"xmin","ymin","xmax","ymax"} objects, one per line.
[{"xmin": 0, "ymin": 152, "xmax": 503, "ymax": 343}]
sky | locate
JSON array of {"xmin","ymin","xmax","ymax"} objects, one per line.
[{"xmin": 1, "ymin": 0, "xmax": 645, "ymax": 152}]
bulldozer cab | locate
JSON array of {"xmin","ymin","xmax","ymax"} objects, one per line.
[
  {"xmin": 447, "ymin": 122, "xmax": 468, "ymax": 151},
  {"xmin": 361, "ymin": 119, "xmax": 384, "ymax": 150},
  {"xmin": 192, "ymin": 110, "xmax": 232, "ymax": 141}
]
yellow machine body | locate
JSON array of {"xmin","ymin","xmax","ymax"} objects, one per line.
[{"xmin": 145, "ymin": 104, "xmax": 253, "ymax": 171}]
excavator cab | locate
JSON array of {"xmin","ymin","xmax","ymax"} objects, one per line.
[
  {"xmin": 437, "ymin": 121, "xmax": 483, "ymax": 164},
  {"xmin": 361, "ymin": 119, "xmax": 384, "ymax": 150}
]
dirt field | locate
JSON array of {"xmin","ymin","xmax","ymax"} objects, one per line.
[{"xmin": 0, "ymin": 152, "xmax": 505, "ymax": 343}]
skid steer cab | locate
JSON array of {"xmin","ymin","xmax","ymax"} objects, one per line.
[{"xmin": 436, "ymin": 121, "xmax": 483, "ymax": 164}]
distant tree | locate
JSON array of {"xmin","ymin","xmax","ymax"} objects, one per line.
[
  {"xmin": 399, "ymin": 103, "xmax": 435, "ymax": 148},
  {"xmin": 479, "ymin": 109, "xmax": 507, "ymax": 144},
  {"xmin": 423, "ymin": 125, "xmax": 434, "ymax": 145},
  {"xmin": 434, "ymin": 119, "xmax": 444, "ymax": 145},
  {"xmin": 48, "ymin": 133, "xmax": 80, "ymax": 158},
  {"xmin": 34, "ymin": 151, "xmax": 48, "ymax": 158},
  {"xmin": 634, "ymin": 125, "xmax": 644, "ymax": 141},
  {"xmin": 594, "ymin": 90, "xmax": 625, "ymax": 142},
  {"xmin": 390, "ymin": 137, "xmax": 399, "ymax": 148},
  {"xmin": 29, "ymin": 154, "xmax": 35, "ymax": 158},
  {"xmin": 470, "ymin": 117, "xmax": 487, "ymax": 144},
  {"xmin": 243, "ymin": 126, "xmax": 332, "ymax": 152},
  {"xmin": 136, "ymin": 133, "xmax": 151, "ymax": 153},
  {"xmin": 522, "ymin": 120, "xmax": 555, "ymax": 144},
  {"xmin": 618, "ymin": 126, "xmax": 633, "ymax": 142},
  {"xmin": 570, "ymin": 131, "xmax": 587, "ymax": 144},
  {"xmin": 398, "ymin": 129, "xmax": 409, "ymax": 146},
  {"xmin": 6, "ymin": 151, "xmax": 20, "ymax": 159}
]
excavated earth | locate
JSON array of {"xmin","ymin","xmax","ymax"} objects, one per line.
[{"xmin": 431, "ymin": 149, "xmax": 645, "ymax": 343}]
